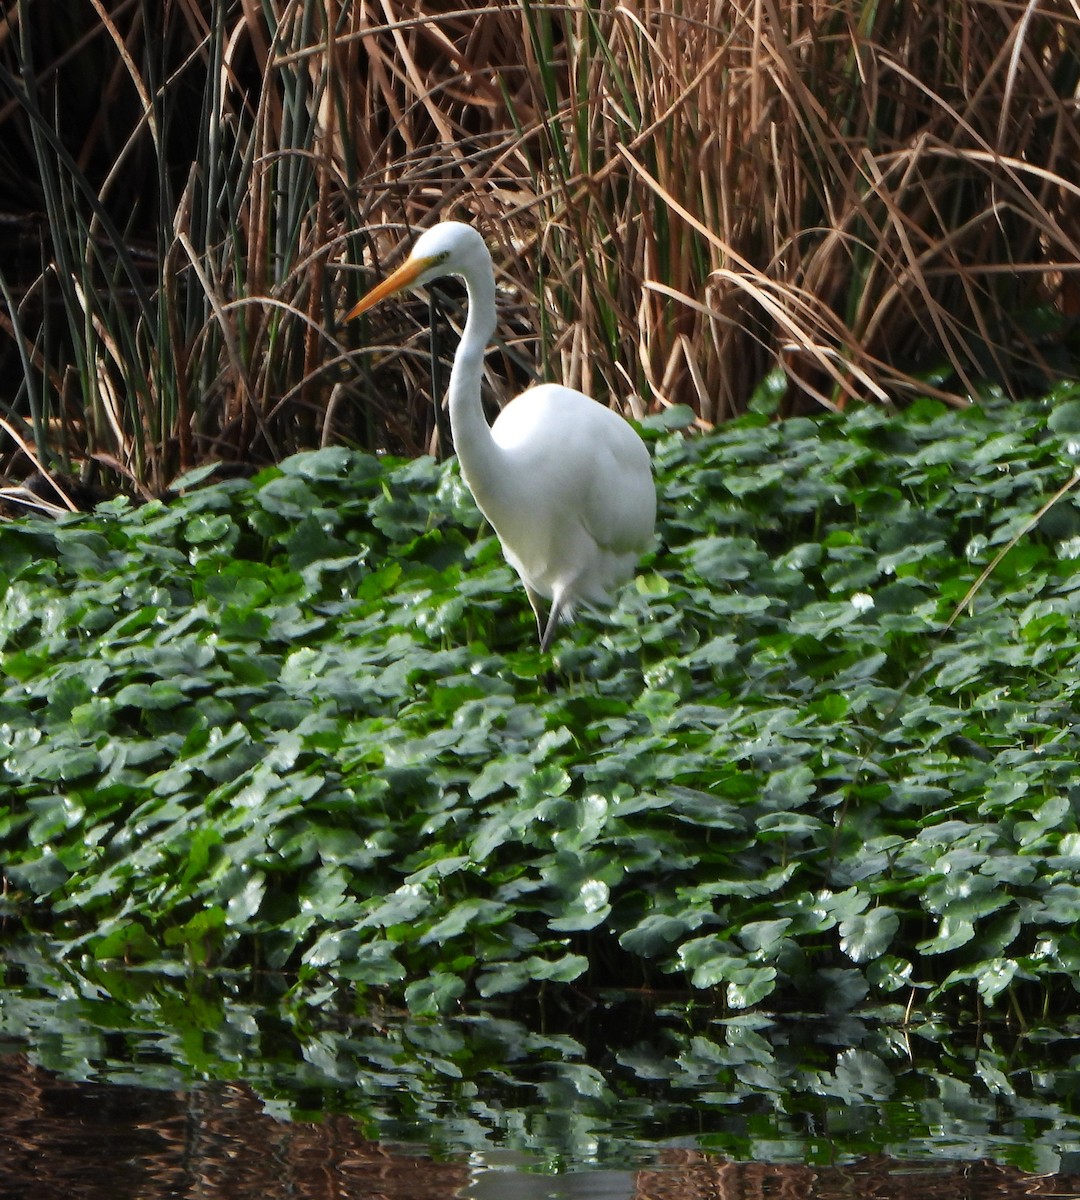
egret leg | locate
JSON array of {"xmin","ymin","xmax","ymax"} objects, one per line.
[
  {"xmin": 539, "ymin": 593, "xmax": 568, "ymax": 653},
  {"xmin": 524, "ymin": 586, "xmax": 547, "ymax": 644}
]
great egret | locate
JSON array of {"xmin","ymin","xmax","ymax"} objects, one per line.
[{"xmin": 346, "ymin": 221, "xmax": 656, "ymax": 651}]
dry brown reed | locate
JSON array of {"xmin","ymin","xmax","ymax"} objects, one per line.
[
  {"xmin": 1, "ymin": 0, "xmax": 1078, "ymax": 487},
  {"xmin": 337, "ymin": 0, "xmax": 1080, "ymax": 431}
]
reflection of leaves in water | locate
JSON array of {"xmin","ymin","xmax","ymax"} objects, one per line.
[{"xmin": 4, "ymin": 948, "xmax": 1080, "ymax": 1175}]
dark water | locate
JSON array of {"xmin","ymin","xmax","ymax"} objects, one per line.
[
  {"xmin": 5, "ymin": 1055, "xmax": 1080, "ymax": 1200},
  {"xmin": 3, "ymin": 953, "xmax": 1080, "ymax": 1198}
]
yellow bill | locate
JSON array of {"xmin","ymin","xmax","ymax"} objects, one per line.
[{"xmin": 344, "ymin": 254, "xmax": 435, "ymax": 321}]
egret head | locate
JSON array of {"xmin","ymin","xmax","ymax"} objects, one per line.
[{"xmin": 345, "ymin": 221, "xmax": 487, "ymax": 320}]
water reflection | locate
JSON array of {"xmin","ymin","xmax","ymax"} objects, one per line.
[
  {"xmin": 4, "ymin": 949, "xmax": 1080, "ymax": 1197},
  {"xmin": 4, "ymin": 1054, "xmax": 1080, "ymax": 1200},
  {"xmin": 2, "ymin": 1056, "xmax": 467, "ymax": 1199}
]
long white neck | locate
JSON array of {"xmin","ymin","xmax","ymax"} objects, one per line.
[{"xmin": 447, "ymin": 257, "xmax": 505, "ymax": 515}]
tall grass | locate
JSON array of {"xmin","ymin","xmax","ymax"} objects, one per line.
[
  {"xmin": 0, "ymin": 0, "xmax": 1078, "ymax": 495},
  {"xmin": 0, "ymin": 0, "xmax": 370, "ymax": 494}
]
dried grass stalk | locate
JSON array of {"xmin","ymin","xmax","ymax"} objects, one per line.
[{"xmin": 1, "ymin": 0, "xmax": 1078, "ymax": 489}]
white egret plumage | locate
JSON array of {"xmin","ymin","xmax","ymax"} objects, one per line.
[{"xmin": 346, "ymin": 221, "xmax": 656, "ymax": 651}]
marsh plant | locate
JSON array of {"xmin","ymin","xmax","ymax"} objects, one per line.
[
  {"xmin": 5, "ymin": 399, "xmax": 1080, "ymax": 1020},
  {"xmin": 0, "ymin": 0, "xmax": 1078, "ymax": 496}
]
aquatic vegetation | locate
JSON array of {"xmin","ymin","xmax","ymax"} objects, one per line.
[
  {"xmin": 4, "ymin": 944, "xmax": 1080, "ymax": 1175},
  {"xmin": 3, "ymin": 396, "xmax": 1080, "ymax": 1018}
]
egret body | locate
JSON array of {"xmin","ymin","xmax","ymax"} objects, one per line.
[{"xmin": 346, "ymin": 221, "xmax": 656, "ymax": 651}]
